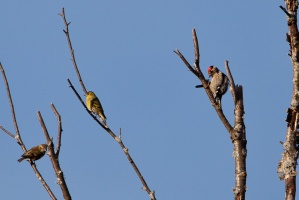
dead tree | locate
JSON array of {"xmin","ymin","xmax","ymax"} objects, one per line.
[
  {"xmin": 174, "ymin": 29, "xmax": 247, "ymax": 200},
  {"xmin": 278, "ymin": 1, "xmax": 299, "ymax": 200}
]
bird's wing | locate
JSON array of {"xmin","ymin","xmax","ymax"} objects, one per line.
[{"xmin": 23, "ymin": 150, "xmax": 35, "ymax": 158}]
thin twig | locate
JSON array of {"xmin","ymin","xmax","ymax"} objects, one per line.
[
  {"xmin": 0, "ymin": 126, "xmax": 15, "ymax": 138},
  {"xmin": 0, "ymin": 63, "xmax": 25, "ymax": 151},
  {"xmin": 50, "ymin": 103, "xmax": 63, "ymax": 156},
  {"xmin": 192, "ymin": 29, "xmax": 200, "ymax": 73},
  {"xmin": 67, "ymin": 79, "xmax": 156, "ymax": 200},
  {"xmin": 173, "ymin": 49, "xmax": 197, "ymax": 75},
  {"xmin": 0, "ymin": 63, "xmax": 56, "ymax": 200},
  {"xmin": 31, "ymin": 164, "xmax": 57, "ymax": 200},
  {"xmin": 225, "ymin": 60, "xmax": 236, "ymax": 105},
  {"xmin": 37, "ymin": 110, "xmax": 71, "ymax": 200},
  {"xmin": 59, "ymin": 8, "xmax": 87, "ymax": 94}
]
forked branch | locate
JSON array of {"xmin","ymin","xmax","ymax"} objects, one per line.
[
  {"xmin": 0, "ymin": 63, "xmax": 56, "ymax": 200},
  {"xmin": 174, "ymin": 29, "xmax": 233, "ymax": 134},
  {"xmin": 175, "ymin": 29, "xmax": 247, "ymax": 200},
  {"xmin": 60, "ymin": 8, "xmax": 156, "ymax": 200},
  {"xmin": 38, "ymin": 108, "xmax": 71, "ymax": 200}
]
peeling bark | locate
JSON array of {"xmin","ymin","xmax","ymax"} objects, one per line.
[{"xmin": 278, "ymin": 1, "xmax": 299, "ymax": 199}]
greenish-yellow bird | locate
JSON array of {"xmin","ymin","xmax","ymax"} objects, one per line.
[{"xmin": 86, "ymin": 91, "xmax": 107, "ymax": 126}]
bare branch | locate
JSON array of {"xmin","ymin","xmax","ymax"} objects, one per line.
[
  {"xmin": 192, "ymin": 28, "xmax": 200, "ymax": 72},
  {"xmin": 174, "ymin": 34, "xmax": 233, "ymax": 134},
  {"xmin": 59, "ymin": 8, "xmax": 87, "ymax": 94},
  {"xmin": 60, "ymin": 8, "xmax": 156, "ymax": 198},
  {"xmin": 0, "ymin": 126, "xmax": 15, "ymax": 138},
  {"xmin": 0, "ymin": 63, "xmax": 56, "ymax": 200},
  {"xmin": 0, "ymin": 63, "xmax": 26, "ymax": 151},
  {"xmin": 37, "ymin": 111, "xmax": 71, "ymax": 200},
  {"xmin": 225, "ymin": 60, "xmax": 236, "ymax": 105},
  {"xmin": 31, "ymin": 164, "xmax": 57, "ymax": 200},
  {"xmin": 67, "ymin": 79, "xmax": 156, "ymax": 200},
  {"xmin": 232, "ymin": 85, "xmax": 247, "ymax": 199},
  {"xmin": 173, "ymin": 49, "xmax": 198, "ymax": 76},
  {"xmin": 38, "ymin": 111, "xmax": 51, "ymax": 142},
  {"xmin": 175, "ymin": 29, "xmax": 247, "ymax": 199},
  {"xmin": 280, "ymin": 5, "xmax": 292, "ymax": 17},
  {"xmin": 67, "ymin": 79, "xmax": 108, "ymax": 130},
  {"xmin": 278, "ymin": 1, "xmax": 299, "ymax": 199},
  {"xmin": 50, "ymin": 103, "xmax": 63, "ymax": 156}
]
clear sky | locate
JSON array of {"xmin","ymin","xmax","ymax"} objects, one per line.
[{"xmin": 0, "ymin": 1, "xmax": 292, "ymax": 200}]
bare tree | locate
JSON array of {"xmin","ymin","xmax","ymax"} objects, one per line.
[
  {"xmin": 278, "ymin": 1, "xmax": 299, "ymax": 200},
  {"xmin": 59, "ymin": 8, "xmax": 156, "ymax": 200},
  {"xmin": 174, "ymin": 29, "xmax": 247, "ymax": 200},
  {"xmin": 0, "ymin": 63, "xmax": 71, "ymax": 200}
]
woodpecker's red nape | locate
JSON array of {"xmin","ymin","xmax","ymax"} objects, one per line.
[{"xmin": 208, "ymin": 66, "xmax": 214, "ymax": 75}]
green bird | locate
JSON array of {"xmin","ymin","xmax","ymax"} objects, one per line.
[{"xmin": 86, "ymin": 91, "xmax": 107, "ymax": 126}]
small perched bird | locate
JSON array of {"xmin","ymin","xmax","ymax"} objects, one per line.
[
  {"xmin": 18, "ymin": 144, "xmax": 48, "ymax": 163},
  {"xmin": 207, "ymin": 66, "xmax": 229, "ymax": 107},
  {"xmin": 86, "ymin": 91, "xmax": 107, "ymax": 126}
]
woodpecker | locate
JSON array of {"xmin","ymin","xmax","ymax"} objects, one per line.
[{"xmin": 207, "ymin": 65, "xmax": 229, "ymax": 107}]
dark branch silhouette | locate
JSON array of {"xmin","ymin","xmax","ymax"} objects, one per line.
[{"xmin": 175, "ymin": 29, "xmax": 247, "ymax": 200}]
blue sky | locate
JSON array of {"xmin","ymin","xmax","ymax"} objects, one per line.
[{"xmin": 0, "ymin": 1, "xmax": 292, "ymax": 199}]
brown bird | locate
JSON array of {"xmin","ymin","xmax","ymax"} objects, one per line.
[
  {"xmin": 207, "ymin": 66, "xmax": 229, "ymax": 107},
  {"xmin": 18, "ymin": 144, "xmax": 48, "ymax": 162}
]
